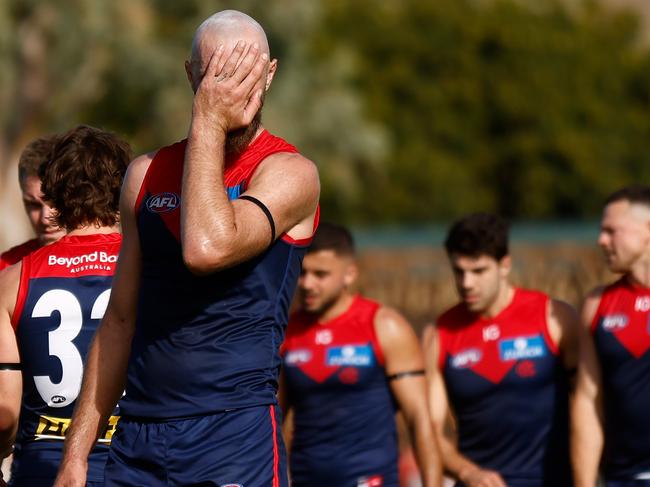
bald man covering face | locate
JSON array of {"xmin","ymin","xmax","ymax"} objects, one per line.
[{"xmin": 54, "ymin": 10, "xmax": 320, "ymax": 487}]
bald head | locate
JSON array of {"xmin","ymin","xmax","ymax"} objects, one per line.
[{"xmin": 189, "ymin": 10, "xmax": 271, "ymax": 84}]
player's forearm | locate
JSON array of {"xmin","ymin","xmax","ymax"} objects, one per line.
[
  {"xmin": 410, "ymin": 415, "xmax": 443, "ymax": 487},
  {"xmin": 571, "ymin": 394, "xmax": 603, "ymax": 486},
  {"xmin": 435, "ymin": 428, "xmax": 480, "ymax": 482},
  {"xmin": 62, "ymin": 316, "xmax": 132, "ymax": 464},
  {"xmin": 182, "ymin": 122, "xmax": 238, "ymax": 273}
]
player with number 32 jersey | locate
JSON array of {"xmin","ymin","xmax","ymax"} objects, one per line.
[
  {"xmin": 9, "ymin": 233, "xmax": 121, "ymax": 486},
  {"xmin": 0, "ymin": 125, "xmax": 130, "ymax": 487}
]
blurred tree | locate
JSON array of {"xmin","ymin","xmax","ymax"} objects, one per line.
[
  {"xmin": 2, "ymin": 0, "xmax": 650, "ymax": 246},
  {"xmin": 313, "ymin": 0, "xmax": 650, "ymax": 222},
  {"xmin": 0, "ymin": 0, "xmax": 177, "ymax": 248}
]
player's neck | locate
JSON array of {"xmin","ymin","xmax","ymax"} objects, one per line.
[
  {"xmin": 67, "ymin": 224, "xmax": 120, "ymax": 237},
  {"xmin": 479, "ymin": 283, "xmax": 515, "ymax": 319},
  {"xmin": 626, "ymin": 257, "xmax": 650, "ymax": 288},
  {"xmin": 317, "ymin": 292, "xmax": 355, "ymax": 324}
]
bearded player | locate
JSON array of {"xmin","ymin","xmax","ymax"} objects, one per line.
[{"xmin": 280, "ymin": 222, "xmax": 442, "ymax": 487}]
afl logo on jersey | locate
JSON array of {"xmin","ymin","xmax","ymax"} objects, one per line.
[
  {"xmin": 451, "ymin": 348, "xmax": 482, "ymax": 369},
  {"xmin": 601, "ymin": 314, "xmax": 629, "ymax": 332},
  {"xmin": 146, "ymin": 192, "xmax": 180, "ymax": 213},
  {"xmin": 51, "ymin": 395, "xmax": 66, "ymax": 405}
]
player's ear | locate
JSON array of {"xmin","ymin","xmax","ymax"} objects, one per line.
[
  {"xmin": 499, "ymin": 255, "xmax": 512, "ymax": 278},
  {"xmin": 343, "ymin": 261, "xmax": 358, "ymax": 288},
  {"xmin": 265, "ymin": 59, "xmax": 278, "ymax": 91}
]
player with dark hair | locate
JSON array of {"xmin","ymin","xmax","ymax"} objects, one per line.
[
  {"xmin": 0, "ymin": 135, "xmax": 66, "ymax": 270},
  {"xmin": 0, "ymin": 125, "xmax": 130, "ymax": 486},
  {"xmin": 572, "ymin": 185, "xmax": 650, "ymax": 487},
  {"xmin": 280, "ymin": 222, "xmax": 442, "ymax": 487},
  {"xmin": 54, "ymin": 10, "xmax": 319, "ymax": 487},
  {"xmin": 424, "ymin": 212, "xmax": 578, "ymax": 487}
]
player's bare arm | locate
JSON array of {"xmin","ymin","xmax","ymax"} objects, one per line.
[
  {"xmin": 547, "ymin": 299, "xmax": 580, "ymax": 385},
  {"xmin": 0, "ymin": 264, "xmax": 22, "ymax": 459},
  {"xmin": 182, "ymin": 42, "xmax": 319, "ymax": 275},
  {"xmin": 423, "ymin": 325, "xmax": 507, "ymax": 487},
  {"xmin": 571, "ymin": 287, "xmax": 605, "ymax": 487},
  {"xmin": 54, "ymin": 154, "xmax": 152, "ymax": 487},
  {"xmin": 375, "ymin": 308, "xmax": 442, "ymax": 487}
]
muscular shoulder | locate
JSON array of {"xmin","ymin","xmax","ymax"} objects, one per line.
[
  {"xmin": 547, "ymin": 298, "xmax": 580, "ymax": 348},
  {"xmin": 581, "ymin": 285, "xmax": 607, "ymax": 329},
  {"xmin": 374, "ymin": 306, "xmax": 413, "ymax": 338},
  {"xmin": 121, "ymin": 151, "xmax": 157, "ymax": 209},
  {"xmin": 253, "ymin": 152, "xmax": 320, "ymax": 201}
]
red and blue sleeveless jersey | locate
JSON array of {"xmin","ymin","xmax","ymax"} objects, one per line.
[
  {"xmin": 592, "ymin": 278, "xmax": 650, "ymax": 480},
  {"xmin": 282, "ymin": 296, "xmax": 398, "ymax": 487},
  {"xmin": 0, "ymin": 238, "xmax": 39, "ymax": 271},
  {"xmin": 438, "ymin": 289, "xmax": 571, "ymax": 487},
  {"xmin": 10, "ymin": 233, "xmax": 121, "ymax": 483},
  {"xmin": 120, "ymin": 130, "xmax": 317, "ymax": 419}
]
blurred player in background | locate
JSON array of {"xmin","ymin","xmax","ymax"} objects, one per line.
[
  {"xmin": 0, "ymin": 125, "xmax": 129, "ymax": 486},
  {"xmin": 280, "ymin": 222, "xmax": 442, "ymax": 487},
  {"xmin": 0, "ymin": 135, "xmax": 66, "ymax": 270},
  {"xmin": 54, "ymin": 10, "xmax": 319, "ymax": 487},
  {"xmin": 424, "ymin": 213, "xmax": 578, "ymax": 487},
  {"xmin": 572, "ymin": 185, "xmax": 650, "ymax": 487}
]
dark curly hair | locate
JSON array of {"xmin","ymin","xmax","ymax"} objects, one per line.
[
  {"xmin": 18, "ymin": 134, "xmax": 60, "ymax": 188},
  {"xmin": 39, "ymin": 125, "xmax": 131, "ymax": 230},
  {"xmin": 444, "ymin": 213, "xmax": 509, "ymax": 260}
]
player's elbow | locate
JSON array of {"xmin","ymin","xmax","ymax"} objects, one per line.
[
  {"xmin": 182, "ymin": 243, "xmax": 232, "ymax": 276},
  {"xmin": 0, "ymin": 405, "xmax": 19, "ymax": 442}
]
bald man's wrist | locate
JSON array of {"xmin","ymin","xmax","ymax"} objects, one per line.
[{"xmin": 188, "ymin": 117, "xmax": 228, "ymax": 142}]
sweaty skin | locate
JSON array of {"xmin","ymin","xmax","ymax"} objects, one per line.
[
  {"xmin": 280, "ymin": 249, "xmax": 443, "ymax": 487},
  {"xmin": 54, "ymin": 11, "xmax": 319, "ymax": 486}
]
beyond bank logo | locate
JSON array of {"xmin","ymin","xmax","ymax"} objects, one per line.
[{"xmin": 147, "ymin": 192, "xmax": 180, "ymax": 213}]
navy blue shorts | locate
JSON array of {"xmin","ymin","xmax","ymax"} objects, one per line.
[
  {"xmin": 9, "ymin": 480, "xmax": 102, "ymax": 487},
  {"xmin": 9, "ymin": 441, "xmax": 108, "ymax": 487},
  {"xmin": 104, "ymin": 405, "xmax": 287, "ymax": 487},
  {"xmin": 606, "ymin": 480, "xmax": 650, "ymax": 487}
]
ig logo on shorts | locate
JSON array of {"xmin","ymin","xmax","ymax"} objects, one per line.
[{"xmin": 146, "ymin": 192, "xmax": 180, "ymax": 213}]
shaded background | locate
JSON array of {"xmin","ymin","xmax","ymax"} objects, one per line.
[{"xmin": 2, "ymin": 0, "xmax": 649, "ymax": 322}]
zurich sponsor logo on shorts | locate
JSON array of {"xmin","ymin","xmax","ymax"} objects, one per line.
[
  {"xmin": 146, "ymin": 192, "xmax": 180, "ymax": 213},
  {"xmin": 285, "ymin": 349, "xmax": 312, "ymax": 366},
  {"xmin": 499, "ymin": 335, "xmax": 546, "ymax": 361},
  {"xmin": 326, "ymin": 344, "xmax": 374, "ymax": 367},
  {"xmin": 450, "ymin": 348, "xmax": 482, "ymax": 369},
  {"xmin": 601, "ymin": 313, "xmax": 629, "ymax": 332}
]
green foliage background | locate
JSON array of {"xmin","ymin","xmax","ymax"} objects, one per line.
[{"xmin": 3, "ymin": 0, "xmax": 650, "ymax": 226}]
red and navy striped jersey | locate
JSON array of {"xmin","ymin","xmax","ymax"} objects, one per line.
[
  {"xmin": 438, "ymin": 288, "xmax": 571, "ymax": 487},
  {"xmin": 592, "ymin": 277, "xmax": 650, "ymax": 480},
  {"xmin": 120, "ymin": 130, "xmax": 318, "ymax": 419},
  {"xmin": 282, "ymin": 296, "xmax": 398, "ymax": 487},
  {"xmin": 11, "ymin": 233, "xmax": 121, "ymax": 483}
]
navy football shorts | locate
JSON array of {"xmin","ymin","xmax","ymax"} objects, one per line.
[
  {"xmin": 9, "ymin": 441, "xmax": 108, "ymax": 487},
  {"xmin": 606, "ymin": 480, "xmax": 650, "ymax": 487},
  {"xmin": 104, "ymin": 405, "xmax": 287, "ymax": 487}
]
